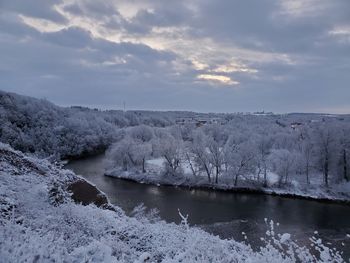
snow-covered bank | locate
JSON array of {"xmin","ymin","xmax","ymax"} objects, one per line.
[
  {"xmin": 106, "ymin": 165, "xmax": 350, "ymax": 204},
  {"xmin": 0, "ymin": 143, "xmax": 347, "ymax": 262}
]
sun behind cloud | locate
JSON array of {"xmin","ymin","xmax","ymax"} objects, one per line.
[{"xmin": 197, "ymin": 74, "xmax": 239, "ymax": 86}]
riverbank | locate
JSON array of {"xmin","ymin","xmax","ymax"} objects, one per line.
[
  {"xmin": 105, "ymin": 169, "xmax": 350, "ymax": 205},
  {"xmin": 1, "ymin": 144, "xmax": 348, "ymax": 262}
]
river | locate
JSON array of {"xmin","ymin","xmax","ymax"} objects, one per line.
[{"xmin": 65, "ymin": 154, "xmax": 350, "ymax": 259}]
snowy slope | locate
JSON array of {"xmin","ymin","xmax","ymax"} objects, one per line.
[{"xmin": 0, "ymin": 143, "xmax": 346, "ymax": 262}]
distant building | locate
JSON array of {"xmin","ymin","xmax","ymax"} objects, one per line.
[
  {"xmin": 175, "ymin": 117, "xmax": 196, "ymax": 125},
  {"xmin": 175, "ymin": 116, "xmax": 226, "ymax": 127},
  {"xmin": 253, "ymin": 111, "xmax": 274, "ymax": 116}
]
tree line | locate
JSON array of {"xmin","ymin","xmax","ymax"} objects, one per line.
[
  {"xmin": 107, "ymin": 119, "xmax": 350, "ymax": 188},
  {"xmin": 0, "ymin": 91, "xmax": 173, "ymax": 159}
]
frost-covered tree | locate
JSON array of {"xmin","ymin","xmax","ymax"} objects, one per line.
[
  {"xmin": 130, "ymin": 125, "xmax": 154, "ymax": 143},
  {"xmin": 337, "ymin": 124, "xmax": 350, "ymax": 182},
  {"xmin": 225, "ymin": 141, "xmax": 256, "ymax": 186},
  {"xmin": 106, "ymin": 137, "xmax": 136, "ymax": 171},
  {"xmin": 132, "ymin": 142, "xmax": 153, "ymax": 173},
  {"xmin": 188, "ymin": 130, "xmax": 213, "ymax": 183},
  {"xmin": 269, "ymin": 149, "xmax": 298, "ymax": 187},
  {"xmin": 312, "ymin": 124, "xmax": 337, "ymax": 186},
  {"xmin": 298, "ymin": 136, "xmax": 315, "ymax": 185},
  {"xmin": 291, "ymin": 127, "xmax": 316, "ymax": 185},
  {"xmin": 207, "ymin": 138, "xmax": 225, "ymax": 184},
  {"xmin": 106, "ymin": 135, "xmax": 153, "ymax": 173},
  {"xmin": 0, "ymin": 91, "xmax": 117, "ymax": 158},
  {"xmin": 124, "ymin": 112, "xmax": 140, "ymax": 126},
  {"xmin": 153, "ymin": 135, "xmax": 183, "ymax": 176},
  {"xmin": 184, "ymin": 148, "xmax": 199, "ymax": 177},
  {"xmin": 0, "ymin": 91, "xmax": 176, "ymax": 159},
  {"xmin": 255, "ymin": 135, "xmax": 274, "ymax": 187}
]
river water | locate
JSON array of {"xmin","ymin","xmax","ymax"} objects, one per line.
[{"xmin": 65, "ymin": 154, "xmax": 350, "ymax": 259}]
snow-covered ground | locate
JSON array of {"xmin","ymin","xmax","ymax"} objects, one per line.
[
  {"xmin": 0, "ymin": 143, "xmax": 348, "ymax": 262},
  {"xmin": 106, "ymin": 158, "xmax": 350, "ymax": 203}
]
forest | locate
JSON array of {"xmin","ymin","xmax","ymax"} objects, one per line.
[
  {"xmin": 1, "ymin": 90, "xmax": 349, "ymax": 262},
  {"xmin": 1, "ymin": 91, "xmax": 350, "ymax": 194},
  {"xmin": 0, "ymin": 90, "xmax": 173, "ymax": 158},
  {"xmin": 102, "ymin": 112, "xmax": 350, "ymax": 206}
]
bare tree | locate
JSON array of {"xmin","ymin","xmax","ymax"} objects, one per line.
[
  {"xmin": 106, "ymin": 136, "xmax": 136, "ymax": 171},
  {"xmin": 184, "ymin": 150, "xmax": 199, "ymax": 177},
  {"xmin": 337, "ymin": 124, "xmax": 350, "ymax": 182},
  {"xmin": 154, "ymin": 136, "xmax": 183, "ymax": 176},
  {"xmin": 207, "ymin": 138, "xmax": 225, "ymax": 184},
  {"xmin": 190, "ymin": 131, "xmax": 213, "ymax": 183},
  {"xmin": 312, "ymin": 125, "xmax": 336, "ymax": 187},
  {"xmin": 256, "ymin": 135, "xmax": 273, "ymax": 187},
  {"xmin": 270, "ymin": 149, "xmax": 297, "ymax": 187},
  {"xmin": 130, "ymin": 125, "xmax": 154, "ymax": 143},
  {"xmin": 299, "ymin": 138, "xmax": 314, "ymax": 185},
  {"xmin": 225, "ymin": 142, "xmax": 256, "ymax": 186},
  {"xmin": 132, "ymin": 141, "xmax": 152, "ymax": 173}
]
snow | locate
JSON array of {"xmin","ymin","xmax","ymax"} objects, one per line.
[
  {"xmin": 137, "ymin": 252, "xmax": 152, "ymax": 262},
  {"xmin": 0, "ymin": 143, "xmax": 346, "ymax": 262},
  {"xmin": 0, "ymin": 90, "xmax": 175, "ymax": 159},
  {"xmin": 267, "ymin": 171, "xmax": 280, "ymax": 185},
  {"xmin": 146, "ymin": 157, "xmax": 164, "ymax": 167},
  {"xmin": 107, "ymin": 165, "xmax": 350, "ymax": 203},
  {"xmin": 115, "ymin": 126, "xmax": 350, "ymax": 200},
  {"xmin": 280, "ymin": 233, "xmax": 291, "ymax": 244},
  {"xmin": 2, "ymin": 89, "xmax": 350, "ymax": 205},
  {"xmin": 146, "ymin": 157, "xmax": 194, "ymax": 175}
]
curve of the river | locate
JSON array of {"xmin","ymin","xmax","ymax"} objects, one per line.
[{"xmin": 65, "ymin": 154, "xmax": 350, "ymax": 259}]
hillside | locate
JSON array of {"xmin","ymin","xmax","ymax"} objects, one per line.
[
  {"xmin": 0, "ymin": 143, "xmax": 345, "ymax": 262},
  {"xmin": 0, "ymin": 90, "xmax": 173, "ymax": 159}
]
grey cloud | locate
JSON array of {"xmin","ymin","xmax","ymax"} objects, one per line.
[
  {"xmin": 0, "ymin": 0, "xmax": 349, "ymax": 113},
  {"xmin": 188, "ymin": 0, "xmax": 349, "ymax": 56},
  {"xmin": 132, "ymin": 2, "xmax": 194, "ymax": 28},
  {"xmin": 0, "ymin": 16, "xmax": 183, "ymax": 109},
  {"xmin": 0, "ymin": 0, "xmax": 66, "ymax": 22},
  {"xmin": 43, "ymin": 27, "xmax": 92, "ymax": 48},
  {"xmin": 63, "ymin": 0, "xmax": 119, "ymax": 19},
  {"xmin": 0, "ymin": 13, "xmax": 39, "ymax": 37}
]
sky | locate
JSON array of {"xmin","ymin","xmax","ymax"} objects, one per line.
[{"xmin": 0, "ymin": 0, "xmax": 349, "ymax": 113}]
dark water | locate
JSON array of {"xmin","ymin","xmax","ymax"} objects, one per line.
[{"xmin": 65, "ymin": 154, "xmax": 350, "ymax": 259}]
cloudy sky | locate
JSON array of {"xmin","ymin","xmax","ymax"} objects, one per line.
[{"xmin": 0, "ymin": 0, "xmax": 349, "ymax": 113}]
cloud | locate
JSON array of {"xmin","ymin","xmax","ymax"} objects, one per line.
[
  {"xmin": 211, "ymin": 63, "xmax": 258, "ymax": 74},
  {"xmin": 0, "ymin": 0, "xmax": 349, "ymax": 113},
  {"xmin": 0, "ymin": 0, "xmax": 66, "ymax": 23},
  {"xmin": 197, "ymin": 74, "xmax": 239, "ymax": 86}
]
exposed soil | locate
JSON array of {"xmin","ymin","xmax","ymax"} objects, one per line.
[{"xmin": 67, "ymin": 179, "xmax": 109, "ymax": 208}]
